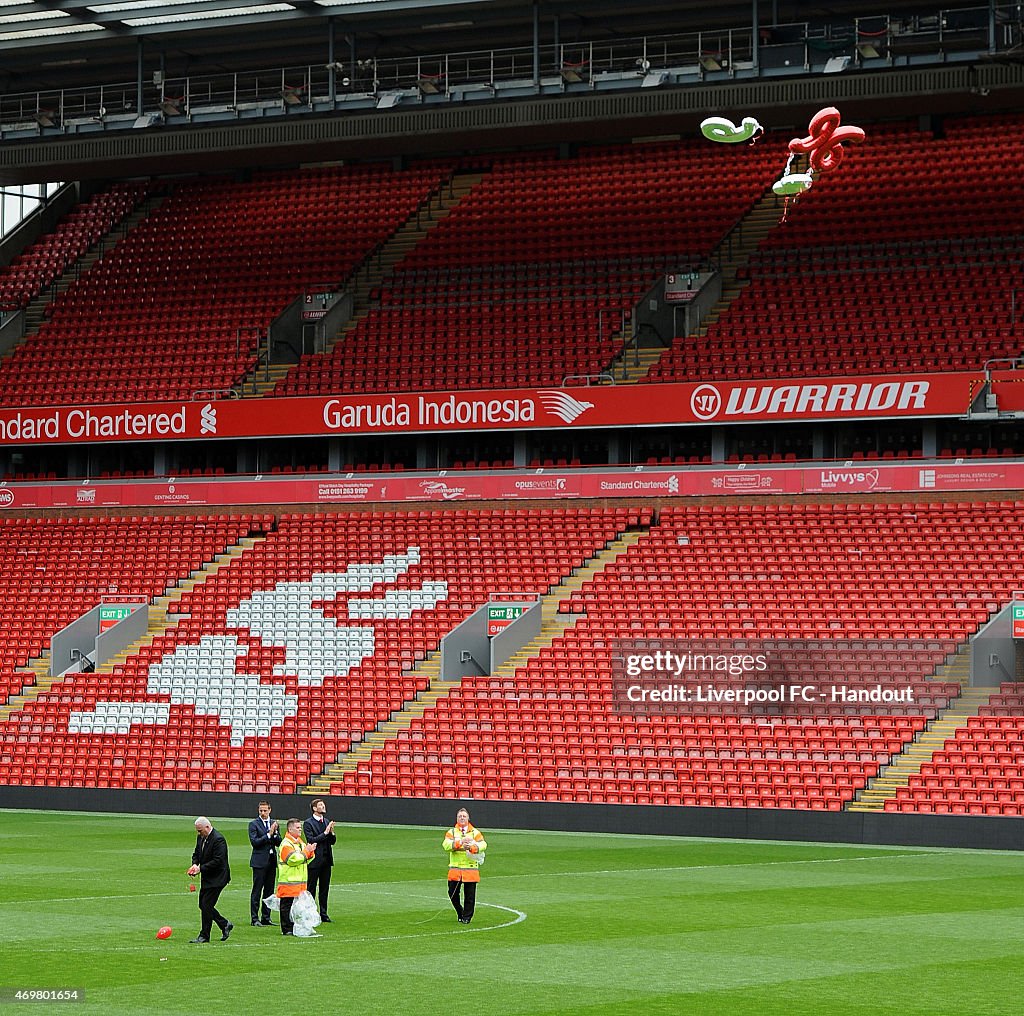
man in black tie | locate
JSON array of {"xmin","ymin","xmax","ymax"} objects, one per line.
[
  {"xmin": 303, "ymin": 799, "xmax": 336, "ymax": 922},
  {"xmin": 248, "ymin": 801, "xmax": 282, "ymax": 926},
  {"xmin": 187, "ymin": 817, "xmax": 233, "ymax": 944}
]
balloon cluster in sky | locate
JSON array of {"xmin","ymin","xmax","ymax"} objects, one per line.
[{"xmin": 701, "ymin": 106, "xmax": 866, "ymax": 220}]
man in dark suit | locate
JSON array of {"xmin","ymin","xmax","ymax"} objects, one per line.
[
  {"xmin": 303, "ymin": 799, "xmax": 336, "ymax": 922},
  {"xmin": 248, "ymin": 801, "xmax": 281, "ymax": 926},
  {"xmin": 187, "ymin": 816, "xmax": 233, "ymax": 944}
]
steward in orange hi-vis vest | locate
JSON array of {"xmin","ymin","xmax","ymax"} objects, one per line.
[
  {"xmin": 443, "ymin": 807, "xmax": 487, "ymax": 924},
  {"xmin": 276, "ymin": 818, "xmax": 316, "ymax": 935}
]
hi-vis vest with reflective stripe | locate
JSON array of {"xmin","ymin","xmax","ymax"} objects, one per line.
[
  {"xmin": 443, "ymin": 824, "xmax": 486, "ymax": 871},
  {"xmin": 277, "ymin": 835, "xmax": 310, "ymax": 886}
]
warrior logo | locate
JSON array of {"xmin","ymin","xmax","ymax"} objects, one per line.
[{"xmin": 690, "ymin": 384, "xmax": 722, "ymax": 421}]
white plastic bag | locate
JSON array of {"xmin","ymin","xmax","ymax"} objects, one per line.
[
  {"xmin": 289, "ymin": 890, "xmax": 322, "ymax": 938},
  {"xmin": 263, "ymin": 890, "xmax": 321, "ymax": 936}
]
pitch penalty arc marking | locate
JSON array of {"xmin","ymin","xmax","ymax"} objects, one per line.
[{"xmin": 0, "ymin": 886, "xmax": 525, "ymax": 952}]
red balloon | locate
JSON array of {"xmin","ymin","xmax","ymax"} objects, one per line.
[
  {"xmin": 788, "ymin": 106, "xmax": 865, "ymax": 174},
  {"xmin": 156, "ymin": 926, "xmax": 173, "ymax": 940}
]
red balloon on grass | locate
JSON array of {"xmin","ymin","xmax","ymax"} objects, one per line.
[{"xmin": 156, "ymin": 926, "xmax": 173, "ymax": 940}]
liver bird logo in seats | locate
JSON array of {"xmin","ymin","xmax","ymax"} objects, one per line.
[{"xmin": 68, "ymin": 547, "xmax": 447, "ymax": 744}]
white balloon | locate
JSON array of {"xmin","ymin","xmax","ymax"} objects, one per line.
[
  {"xmin": 700, "ymin": 115, "xmax": 763, "ymax": 143},
  {"xmin": 773, "ymin": 173, "xmax": 814, "ymax": 196}
]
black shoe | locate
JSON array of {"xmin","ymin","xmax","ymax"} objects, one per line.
[
  {"xmin": 221, "ymin": 921, "xmax": 233, "ymax": 941},
  {"xmin": 189, "ymin": 936, "xmax": 210, "ymax": 944},
  {"xmin": 282, "ymin": 931, "xmax": 293, "ymax": 936},
  {"xmin": 260, "ymin": 920, "xmax": 275, "ymax": 926},
  {"xmin": 251, "ymin": 920, "xmax": 261, "ymax": 927},
  {"xmin": 320, "ymin": 915, "xmax": 332, "ymax": 923}
]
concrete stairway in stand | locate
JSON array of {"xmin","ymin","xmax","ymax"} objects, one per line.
[
  {"xmin": 685, "ymin": 187, "xmax": 784, "ymax": 346},
  {"xmin": 602, "ymin": 185, "xmax": 784, "ymax": 383},
  {"xmin": 605, "ymin": 321, "xmax": 665, "ymax": 384},
  {"xmin": 847, "ymin": 646, "xmax": 992, "ymax": 813},
  {"xmin": 121, "ymin": 533, "xmax": 265, "ymax": 656},
  {"xmin": 300, "ymin": 652, "xmax": 447, "ymax": 795},
  {"xmin": 238, "ymin": 170, "xmax": 487, "ymax": 398},
  {"xmin": 300, "ymin": 528, "xmax": 648, "ymax": 794},
  {"xmin": 0, "ymin": 534, "xmax": 265, "ymax": 723},
  {"xmin": 14, "ymin": 193, "xmax": 167, "ymax": 344},
  {"xmin": 0, "ymin": 657, "xmax": 54, "ymax": 723}
]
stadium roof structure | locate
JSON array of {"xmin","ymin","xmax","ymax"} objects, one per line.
[
  {"xmin": 1, "ymin": 1, "xmax": 1019, "ymax": 184},
  {"xmin": 2, "ymin": 0, "xmax": 958, "ymax": 91}
]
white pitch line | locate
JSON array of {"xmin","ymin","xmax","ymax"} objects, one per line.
[
  {"xmin": 0, "ymin": 896, "xmax": 526, "ymax": 954},
  {"xmin": 0, "ymin": 852, "xmax": 959, "ymax": 954},
  {"xmin": 498, "ymin": 851, "xmax": 944, "ymax": 880},
  {"xmin": 329, "ymin": 851, "xmax": 945, "ymax": 886},
  {"xmin": 0, "ymin": 891, "xmax": 187, "ymax": 906},
  {"xmin": 352, "ymin": 900, "xmax": 527, "ymax": 942},
  {"xmin": 0, "ymin": 882, "xmax": 526, "ymax": 951}
]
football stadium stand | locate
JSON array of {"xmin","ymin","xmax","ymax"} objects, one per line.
[
  {"xmin": 328, "ymin": 499, "xmax": 1010, "ymax": 808},
  {"xmin": 646, "ymin": 115, "xmax": 1024, "ymax": 382},
  {"xmin": 0, "ymin": 500, "xmax": 1018, "ymax": 814},
  {"xmin": 887, "ymin": 684, "xmax": 1024, "ymax": 815},
  {"xmin": 1, "ymin": 116, "xmax": 1022, "ymax": 403},
  {"xmin": 0, "ymin": 514, "xmax": 259, "ymax": 701},
  {"xmin": 0, "ymin": 164, "xmax": 450, "ymax": 405},
  {"xmin": 269, "ymin": 139, "xmax": 782, "ymax": 395},
  {"xmin": 0, "ymin": 181, "xmax": 152, "ymax": 312},
  {"xmin": 0, "ymin": 507, "xmax": 632, "ymax": 793},
  {"xmin": 1, "ymin": 2, "xmax": 1024, "ymax": 844}
]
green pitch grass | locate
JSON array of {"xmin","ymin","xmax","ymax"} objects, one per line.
[{"xmin": 2, "ymin": 810, "xmax": 1023, "ymax": 1016}]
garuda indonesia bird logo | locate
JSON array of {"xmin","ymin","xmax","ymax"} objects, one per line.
[{"xmin": 537, "ymin": 390, "xmax": 594, "ymax": 424}]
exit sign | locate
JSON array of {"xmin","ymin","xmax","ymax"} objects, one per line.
[
  {"xmin": 1014, "ymin": 603, "xmax": 1024, "ymax": 639},
  {"xmin": 487, "ymin": 604, "xmax": 526, "ymax": 637},
  {"xmin": 99, "ymin": 604, "xmax": 135, "ymax": 633}
]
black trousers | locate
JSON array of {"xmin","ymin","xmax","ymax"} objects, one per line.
[
  {"xmin": 250, "ymin": 864, "xmax": 276, "ymax": 923},
  {"xmin": 198, "ymin": 885, "xmax": 229, "ymax": 939},
  {"xmin": 280, "ymin": 896, "xmax": 295, "ymax": 935},
  {"xmin": 448, "ymin": 878, "xmax": 477, "ymax": 922},
  {"xmin": 307, "ymin": 864, "xmax": 332, "ymax": 917}
]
